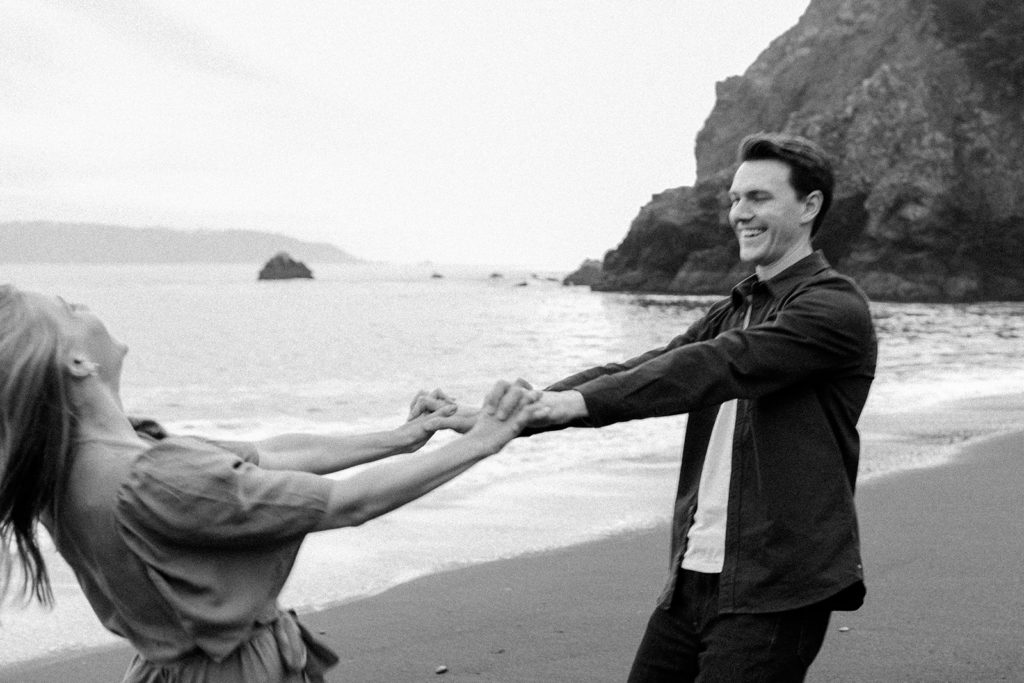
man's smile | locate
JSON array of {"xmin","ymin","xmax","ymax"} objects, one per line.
[{"xmin": 739, "ymin": 227, "xmax": 767, "ymax": 239}]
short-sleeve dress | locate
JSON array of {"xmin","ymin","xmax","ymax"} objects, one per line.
[{"xmin": 44, "ymin": 435, "xmax": 340, "ymax": 682}]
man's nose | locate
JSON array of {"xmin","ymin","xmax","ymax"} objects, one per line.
[{"xmin": 731, "ymin": 201, "xmax": 752, "ymax": 224}]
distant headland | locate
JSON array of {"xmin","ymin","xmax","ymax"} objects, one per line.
[{"xmin": 0, "ymin": 222, "xmax": 359, "ymax": 264}]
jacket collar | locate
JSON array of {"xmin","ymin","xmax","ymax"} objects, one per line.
[{"xmin": 730, "ymin": 250, "xmax": 831, "ymax": 308}]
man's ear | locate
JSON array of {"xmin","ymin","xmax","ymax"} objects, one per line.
[
  {"xmin": 67, "ymin": 355, "xmax": 100, "ymax": 378},
  {"xmin": 801, "ymin": 190, "xmax": 824, "ymax": 227}
]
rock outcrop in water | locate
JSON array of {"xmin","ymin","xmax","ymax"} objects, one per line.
[
  {"xmin": 258, "ymin": 252, "xmax": 313, "ymax": 280},
  {"xmin": 562, "ymin": 259, "xmax": 604, "ymax": 287},
  {"xmin": 589, "ymin": 0, "xmax": 1024, "ymax": 301}
]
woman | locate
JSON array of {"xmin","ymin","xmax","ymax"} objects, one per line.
[{"xmin": 0, "ymin": 284, "xmax": 540, "ymax": 682}]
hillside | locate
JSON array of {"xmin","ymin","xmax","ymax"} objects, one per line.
[
  {"xmin": 582, "ymin": 0, "xmax": 1024, "ymax": 301},
  {"xmin": 0, "ymin": 222, "xmax": 359, "ymax": 264}
]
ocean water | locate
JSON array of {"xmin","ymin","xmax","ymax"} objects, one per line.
[{"xmin": 1, "ymin": 262, "xmax": 1023, "ymax": 668}]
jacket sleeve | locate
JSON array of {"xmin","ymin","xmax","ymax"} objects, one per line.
[
  {"xmin": 545, "ymin": 312, "xmax": 713, "ymax": 392},
  {"xmin": 577, "ymin": 280, "xmax": 875, "ymax": 427},
  {"xmin": 518, "ymin": 314, "xmax": 712, "ymax": 435}
]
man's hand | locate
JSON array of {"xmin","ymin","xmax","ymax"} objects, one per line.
[
  {"xmin": 529, "ymin": 389, "xmax": 588, "ymax": 427},
  {"xmin": 485, "ymin": 379, "xmax": 587, "ymax": 428},
  {"xmin": 466, "ymin": 381, "xmax": 543, "ymax": 455},
  {"xmin": 405, "ymin": 378, "xmax": 589, "ymax": 436}
]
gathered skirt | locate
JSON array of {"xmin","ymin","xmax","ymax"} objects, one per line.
[{"xmin": 121, "ymin": 611, "xmax": 338, "ymax": 683}]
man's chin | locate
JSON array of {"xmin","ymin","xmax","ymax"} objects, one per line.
[{"xmin": 737, "ymin": 249, "xmax": 759, "ymax": 265}]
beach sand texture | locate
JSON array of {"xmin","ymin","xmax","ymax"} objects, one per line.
[{"xmin": 3, "ymin": 397, "xmax": 1023, "ymax": 683}]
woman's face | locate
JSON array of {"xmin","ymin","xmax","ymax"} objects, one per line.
[{"xmin": 25, "ymin": 292, "xmax": 129, "ymax": 389}]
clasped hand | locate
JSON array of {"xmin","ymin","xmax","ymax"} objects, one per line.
[
  {"xmin": 407, "ymin": 380, "xmax": 586, "ymax": 437},
  {"xmin": 404, "ymin": 381, "xmax": 550, "ymax": 454}
]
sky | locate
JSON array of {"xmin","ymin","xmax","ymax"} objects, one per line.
[{"xmin": 1, "ymin": 0, "xmax": 811, "ymax": 269}]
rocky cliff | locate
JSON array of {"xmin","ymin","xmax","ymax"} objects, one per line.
[{"xmin": 586, "ymin": 0, "xmax": 1024, "ymax": 301}]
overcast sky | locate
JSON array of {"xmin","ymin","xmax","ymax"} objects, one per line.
[{"xmin": 1, "ymin": 0, "xmax": 810, "ymax": 268}]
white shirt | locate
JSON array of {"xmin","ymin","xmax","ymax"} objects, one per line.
[{"xmin": 681, "ymin": 304, "xmax": 751, "ymax": 573}]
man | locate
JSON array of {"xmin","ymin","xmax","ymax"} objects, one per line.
[{"xmin": 476, "ymin": 132, "xmax": 877, "ymax": 681}]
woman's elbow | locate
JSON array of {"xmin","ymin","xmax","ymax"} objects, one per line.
[{"xmin": 321, "ymin": 493, "xmax": 380, "ymax": 529}]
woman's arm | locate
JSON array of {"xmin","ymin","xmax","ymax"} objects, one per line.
[
  {"xmin": 256, "ymin": 403, "xmax": 456, "ymax": 474},
  {"xmin": 314, "ymin": 381, "xmax": 541, "ymax": 530}
]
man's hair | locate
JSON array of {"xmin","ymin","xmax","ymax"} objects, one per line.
[{"xmin": 737, "ymin": 133, "xmax": 834, "ymax": 237}]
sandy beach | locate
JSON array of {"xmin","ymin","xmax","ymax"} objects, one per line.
[{"xmin": 4, "ymin": 399, "xmax": 1023, "ymax": 682}]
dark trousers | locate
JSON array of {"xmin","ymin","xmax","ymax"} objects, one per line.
[{"xmin": 627, "ymin": 571, "xmax": 831, "ymax": 683}]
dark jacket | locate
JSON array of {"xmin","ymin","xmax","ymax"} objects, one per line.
[{"xmin": 546, "ymin": 251, "xmax": 877, "ymax": 613}]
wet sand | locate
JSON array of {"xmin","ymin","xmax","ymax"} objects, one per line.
[{"xmin": 5, "ymin": 407, "xmax": 1023, "ymax": 682}]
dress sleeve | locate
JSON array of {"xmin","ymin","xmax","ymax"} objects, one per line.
[
  {"xmin": 117, "ymin": 437, "xmax": 333, "ymax": 548},
  {"xmin": 199, "ymin": 437, "xmax": 260, "ymax": 464}
]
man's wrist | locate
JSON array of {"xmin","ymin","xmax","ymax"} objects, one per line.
[
  {"xmin": 565, "ymin": 390, "xmax": 588, "ymax": 420},
  {"xmin": 544, "ymin": 389, "xmax": 588, "ymax": 422}
]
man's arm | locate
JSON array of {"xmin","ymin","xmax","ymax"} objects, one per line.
[
  {"xmin": 488, "ymin": 386, "xmax": 588, "ymax": 426},
  {"xmin": 545, "ymin": 314, "xmax": 711, "ymax": 392},
  {"xmin": 420, "ymin": 382, "xmax": 589, "ymax": 434},
  {"xmin": 575, "ymin": 281, "xmax": 875, "ymax": 427},
  {"xmin": 425, "ymin": 315, "xmax": 713, "ymax": 435}
]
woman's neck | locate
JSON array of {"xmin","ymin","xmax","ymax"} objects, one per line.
[{"xmin": 71, "ymin": 380, "xmax": 147, "ymax": 451}]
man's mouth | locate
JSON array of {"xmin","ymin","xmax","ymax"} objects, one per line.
[{"xmin": 740, "ymin": 227, "xmax": 767, "ymax": 239}]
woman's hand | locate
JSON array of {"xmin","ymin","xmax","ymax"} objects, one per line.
[
  {"xmin": 316, "ymin": 383, "xmax": 545, "ymax": 530},
  {"xmin": 395, "ymin": 400, "xmax": 457, "ymax": 453},
  {"xmin": 407, "ymin": 387, "xmax": 477, "ymax": 434},
  {"xmin": 407, "ymin": 388, "xmax": 455, "ymax": 420},
  {"xmin": 464, "ymin": 380, "xmax": 547, "ymax": 455}
]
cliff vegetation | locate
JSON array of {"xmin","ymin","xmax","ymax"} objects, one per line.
[{"xmin": 583, "ymin": 0, "xmax": 1024, "ymax": 301}]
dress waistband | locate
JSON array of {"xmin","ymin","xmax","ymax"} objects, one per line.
[{"xmin": 123, "ymin": 609, "xmax": 339, "ymax": 682}]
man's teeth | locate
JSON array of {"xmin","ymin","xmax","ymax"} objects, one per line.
[{"xmin": 742, "ymin": 228, "xmax": 766, "ymax": 238}]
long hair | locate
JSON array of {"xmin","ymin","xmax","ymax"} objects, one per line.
[{"xmin": 0, "ymin": 285, "xmax": 76, "ymax": 606}]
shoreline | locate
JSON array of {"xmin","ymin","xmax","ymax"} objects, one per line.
[{"xmin": 4, "ymin": 403, "xmax": 1024, "ymax": 681}]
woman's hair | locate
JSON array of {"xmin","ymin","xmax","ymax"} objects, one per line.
[{"xmin": 0, "ymin": 284, "xmax": 75, "ymax": 606}]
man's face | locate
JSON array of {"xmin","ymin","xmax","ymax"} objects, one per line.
[{"xmin": 728, "ymin": 159, "xmax": 814, "ymax": 268}]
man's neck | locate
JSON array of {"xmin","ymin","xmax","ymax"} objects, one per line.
[{"xmin": 755, "ymin": 243, "xmax": 813, "ymax": 281}]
